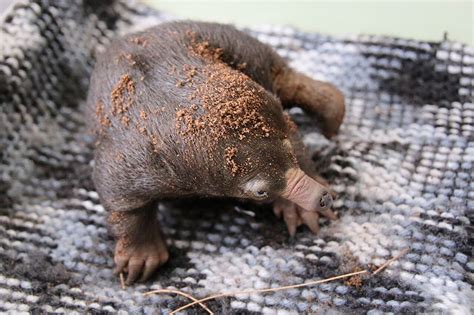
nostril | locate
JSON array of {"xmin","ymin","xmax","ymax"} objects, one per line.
[{"xmin": 319, "ymin": 192, "xmax": 333, "ymax": 209}]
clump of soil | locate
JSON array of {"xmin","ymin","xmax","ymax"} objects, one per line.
[
  {"xmin": 173, "ymin": 32, "xmax": 281, "ymax": 176},
  {"xmin": 138, "ymin": 126, "xmax": 147, "ymax": 136},
  {"xmin": 130, "ymin": 36, "xmax": 148, "ymax": 47},
  {"xmin": 224, "ymin": 147, "xmax": 239, "ymax": 176},
  {"xmin": 283, "ymin": 113, "xmax": 298, "ymax": 134},
  {"xmin": 115, "ymin": 53, "xmax": 137, "ymax": 67},
  {"xmin": 137, "ymin": 111, "xmax": 162, "ymax": 153},
  {"xmin": 237, "ymin": 62, "xmax": 247, "ymax": 70},
  {"xmin": 95, "ymin": 100, "xmax": 111, "ymax": 127},
  {"xmin": 126, "ymin": 54, "xmax": 137, "ymax": 66},
  {"xmin": 175, "ymin": 62, "xmax": 272, "ymax": 142},
  {"xmin": 186, "ymin": 30, "xmax": 224, "ymax": 61},
  {"xmin": 115, "ymin": 153, "xmax": 125, "ymax": 162},
  {"xmin": 150, "ymin": 134, "xmax": 160, "ymax": 153},
  {"xmin": 140, "ymin": 110, "xmax": 148, "ymax": 120},
  {"xmin": 111, "ymin": 74, "xmax": 135, "ymax": 114},
  {"xmin": 176, "ymin": 64, "xmax": 199, "ymax": 87},
  {"xmin": 121, "ymin": 116, "xmax": 130, "ymax": 127},
  {"xmin": 111, "ymin": 74, "xmax": 135, "ymax": 127},
  {"xmin": 340, "ymin": 247, "xmax": 367, "ymax": 289},
  {"xmin": 186, "ymin": 65, "xmax": 198, "ymax": 78},
  {"xmin": 344, "ymin": 272, "xmax": 363, "ymax": 288}
]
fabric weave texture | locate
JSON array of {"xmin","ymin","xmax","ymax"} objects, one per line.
[{"xmin": 0, "ymin": 1, "xmax": 473, "ymax": 314}]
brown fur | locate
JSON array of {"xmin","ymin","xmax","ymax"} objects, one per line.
[{"xmin": 85, "ymin": 21, "xmax": 345, "ymax": 283}]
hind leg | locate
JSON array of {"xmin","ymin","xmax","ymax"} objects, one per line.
[
  {"xmin": 275, "ymin": 68, "xmax": 345, "ymax": 139},
  {"xmin": 93, "ymin": 140, "xmax": 169, "ymax": 284},
  {"xmin": 108, "ymin": 202, "xmax": 169, "ymax": 284}
]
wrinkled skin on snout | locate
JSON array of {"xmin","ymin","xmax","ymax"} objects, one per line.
[
  {"xmin": 271, "ymin": 168, "xmax": 337, "ymax": 237},
  {"xmin": 282, "ymin": 168, "xmax": 334, "ymax": 213}
]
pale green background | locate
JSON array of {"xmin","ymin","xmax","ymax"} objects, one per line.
[{"xmin": 145, "ymin": 0, "xmax": 473, "ymax": 45}]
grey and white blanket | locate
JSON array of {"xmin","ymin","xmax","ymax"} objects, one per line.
[{"xmin": 0, "ymin": 1, "xmax": 473, "ymax": 314}]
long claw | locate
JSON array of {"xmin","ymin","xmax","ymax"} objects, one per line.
[
  {"xmin": 319, "ymin": 208, "xmax": 337, "ymax": 220},
  {"xmin": 283, "ymin": 205, "xmax": 298, "ymax": 237},
  {"xmin": 139, "ymin": 256, "xmax": 160, "ymax": 282},
  {"xmin": 274, "ymin": 196, "xmax": 334, "ymax": 237},
  {"xmin": 126, "ymin": 259, "xmax": 145, "ymax": 284},
  {"xmin": 298, "ymin": 207, "xmax": 320, "ymax": 234},
  {"xmin": 113, "ymin": 230, "xmax": 169, "ymax": 285},
  {"xmin": 114, "ymin": 256, "xmax": 129, "ymax": 275},
  {"xmin": 273, "ymin": 204, "xmax": 283, "ymax": 219}
]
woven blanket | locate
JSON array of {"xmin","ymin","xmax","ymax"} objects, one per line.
[{"xmin": 1, "ymin": 1, "xmax": 473, "ymax": 314}]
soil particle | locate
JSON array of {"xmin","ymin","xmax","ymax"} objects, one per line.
[
  {"xmin": 344, "ymin": 272, "xmax": 363, "ymax": 288},
  {"xmin": 340, "ymin": 247, "xmax": 367, "ymax": 289},
  {"xmin": 120, "ymin": 115, "xmax": 130, "ymax": 127},
  {"xmin": 237, "ymin": 62, "xmax": 247, "ymax": 70},
  {"xmin": 129, "ymin": 36, "xmax": 148, "ymax": 47},
  {"xmin": 186, "ymin": 30, "xmax": 224, "ymax": 61},
  {"xmin": 175, "ymin": 105, "xmax": 204, "ymax": 135},
  {"xmin": 95, "ymin": 100, "xmax": 111, "ymax": 127},
  {"xmin": 138, "ymin": 126, "xmax": 148, "ymax": 136},
  {"xmin": 224, "ymin": 147, "xmax": 239, "ymax": 176},
  {"xmin": 115, "ymin": 153, "xmax": 125, "ymax": 162},
  {"xmin": 184, "ymin": 64, "xmax": 198, "ymax": 79},
  {"xmin": 283, "ymin": 112, "xmax": 298, "ymax": 134},
  {"xmin": 111, "ymin": 74, "xmax": 135, "ymax": 115},
  {"xmin": 150, "ymin": 134, "xmax": 160, "ymax": 153},
  {"xmin": 140, "ymin": 110, "xmax": 148, "ymax": 120},
  {"xmin": 110, "ymin": 74, "xmax": 136, "ymax": 128},
  {"xmin": 125, "ymin": 53, "xmax": 136, "ymax": 65},
  {"xmin": 176, "ymin": 64, "xmax": 199, "ymax": 87},
  {"xmin": 116, "ymin": 53, "xmax": 137, "ymax": 66}
]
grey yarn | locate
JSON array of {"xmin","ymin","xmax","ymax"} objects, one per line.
[{"xmin": 0, "ymin": 1, "xmax": 473, "ymax": 314}]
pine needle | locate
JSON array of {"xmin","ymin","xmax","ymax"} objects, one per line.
[
  {"xmin": 372, "ymin": 247, "xmax": 409, "ymax": 275},
  {"xmin": 169, "ymin": 270, "xmax": 368, "ymax": 314},
  {"xmin": 143, "ymin": 289, "xmax": 213, "ymax": 314}
]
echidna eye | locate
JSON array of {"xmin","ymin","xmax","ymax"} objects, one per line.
[{"xmin": 255, "ymin": 190, "xmax": 268, "ymax": 198}]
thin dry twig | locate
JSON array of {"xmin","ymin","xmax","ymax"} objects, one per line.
[
  {"xmin": 372, "ymin": 247, "xmax": 409, "ymax": 275},
  {"xmin": 143, "ymin": 289, "xmax": 213, "ymax": 315},
  {"xmin": 168, "ymin": 270, "xmax": 368, "ymax": 314},
  {"xmin": 142, "ymin": 248, "xmax": 410, "ymax": 314},
  {"xmin": 120, "ymin": 272, "xmax": 126, "ymax": 289}
]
